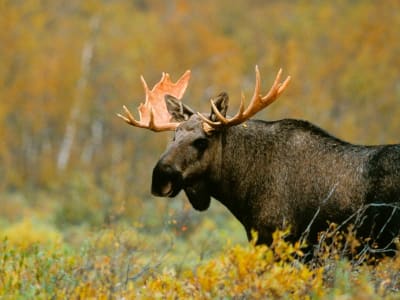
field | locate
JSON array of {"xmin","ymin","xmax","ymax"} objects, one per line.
[
  {"xmin": 1, "ymin": 193, "xmax": 400, "ymax": 298},
  {"xmin": 1, "ymin": 1, "xmax": 400, "ymax": 298},
  {"xmin": 1, "ymin": 191, "xmax": 400, "ymax": 299}
]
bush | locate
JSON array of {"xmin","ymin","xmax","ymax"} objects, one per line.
[
  {"xmin": 0, "ymin": 218, "xmax": 63, "ymax": 250},
  {"xmin": 1, "ymin": 225, "xmax": 400, "ymax": 299}
]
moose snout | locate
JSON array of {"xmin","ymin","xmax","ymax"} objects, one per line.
[{"xmin": 151, "ymin": 161, "xmax": 183, "ymax": 197}]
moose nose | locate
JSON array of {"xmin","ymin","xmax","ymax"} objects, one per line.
[{"xmin": 151, "ymin": 161, "xmax": 183, "ymax": 197}]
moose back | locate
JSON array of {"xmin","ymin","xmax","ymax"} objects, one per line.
[{"xmin": 118, "ymin": 67, "xmax": 400, "ymax": 257}]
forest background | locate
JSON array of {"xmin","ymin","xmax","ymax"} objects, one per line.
[{"xmin": 1, "ymin": 0, "xmax": 400, "ymax": 297}]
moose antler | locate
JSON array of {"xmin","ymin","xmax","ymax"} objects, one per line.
[
  {"xmin": 199, "ymin": 66, "xmax": 291, "ymax": 127},
  {"xmin": 117, "ymin": 70, "xmax": 191, "ymax": 132}
]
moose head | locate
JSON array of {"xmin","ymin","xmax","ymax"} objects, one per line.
[{"xmin": 117, "ymin": 67, "xmax": 291, "ymax": 212}]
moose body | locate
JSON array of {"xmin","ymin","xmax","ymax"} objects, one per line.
[
  {"xmin": 119, "ymin": 67, "xmax": 400, "ymax": 257},
  {"xmin": 153, "ymin": 115, "xmax": 400, "ymax": 251}
]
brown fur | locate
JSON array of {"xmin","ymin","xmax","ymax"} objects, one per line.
[{"xmin": 151, "ymin": 96, "xmax": 400, "ymax": 257}]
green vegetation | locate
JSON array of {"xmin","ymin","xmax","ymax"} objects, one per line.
[{"xmin": 1, "ymin": 0, "xmax": 400, "ymax": 298}]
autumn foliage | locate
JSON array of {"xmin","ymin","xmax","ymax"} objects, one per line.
[{"xmin": 1, "ymin": 0, "xmax": 400, "ymax": 298}]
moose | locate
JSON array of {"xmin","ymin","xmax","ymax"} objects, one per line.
[{"xmin": 118, "ymin": 67, "xmax": 400, "ymax": 258}]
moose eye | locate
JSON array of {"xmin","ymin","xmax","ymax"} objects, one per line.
[{"xmin": 192, "ymin": 138, "xmax": 208, "ymax": 151}]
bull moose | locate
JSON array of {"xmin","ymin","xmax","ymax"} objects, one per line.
[{"xmin": 118, "ymin": 67, "xmax": 400, "ymax": 258}]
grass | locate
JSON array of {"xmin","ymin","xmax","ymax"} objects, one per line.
[{"xmin": 0, "ymin": 192, "xmax": 400, "ymax": 298}]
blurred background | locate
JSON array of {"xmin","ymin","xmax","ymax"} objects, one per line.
[{"xmin": 1, "ymin": 0, "xmax": 399, "ymax": 257}]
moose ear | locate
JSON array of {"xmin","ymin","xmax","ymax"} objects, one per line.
[
  {"xmin": 209, "ymin": 92, "xmax": 229, "ymax": 122},
  {"xmin": 165, "ymin": 95, "xmax": 195, "ymax": 122}
]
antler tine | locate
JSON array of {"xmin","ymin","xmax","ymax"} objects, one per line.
[
  {"xmin": 117, "ymin": 105, "xmax": 141, "ymax": 127},
  {"xmin": 244, "ymin": 65, "xmax": 278, "ymax": 116},
  {"xmin": 148, "ymin": 107, "xmax": 157, "ymax": 130},
  {"xmin": 247, "ymin": 65, "xmax": 262, "ymax": 112},
  {"xmin": 210, "ymin": 99, "xmax": 229, "ymax": 125},
  {"xmin": 204, "ymin": 66, "xmax": 291, "ymax": 128},
  {"xmin": 277, "ymin": 71, "xmax": 291, "ymax": 96},
  {"xmin": 259, "ymin": 67, "xmax": 282, "ymax": 106},
  {"xmin": 237, "ymin": 92, "xmax": 246, "ymax": 117},
  {"xmin": 140, "ymin": 75, "xmax": 149, "ymax": 91},
  {"xmin": 197, "ymin": 100, "xmax": 224, "ymax": 126},
  {"xmin": 198, "ymin": 112, "xmax": 219, "ymax": 126}
]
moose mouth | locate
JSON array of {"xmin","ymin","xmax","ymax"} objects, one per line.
[
  {"xmin": 154, "ymin": 180, "xmax": 183, "ymax": 197},
  {"xmin": 160, "ymin": 181, "xmax": 174, "ymax": 197},
  {"xmin": 151, "ymin": 163, "xmax": 183, "ymax": 197}
]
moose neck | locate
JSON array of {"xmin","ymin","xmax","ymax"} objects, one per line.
[{"xmin": 209, "ymin": 120, "xmax": 277, "ymax": 229}]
